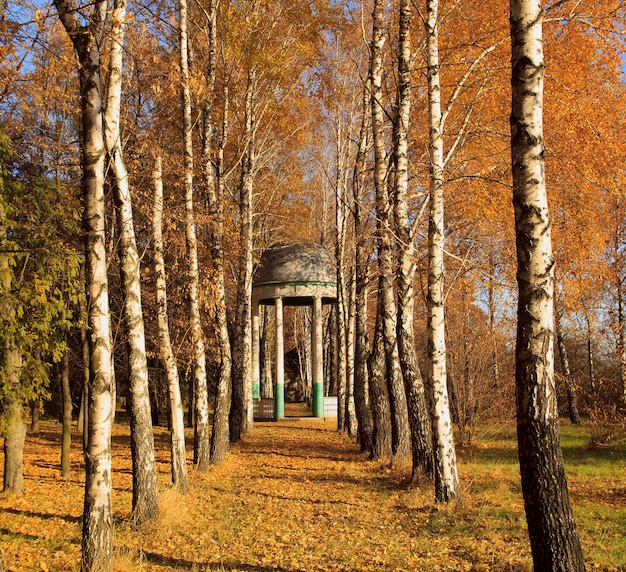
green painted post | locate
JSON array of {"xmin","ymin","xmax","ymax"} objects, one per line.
[{"xmin": 313, "ymin": 384, "xmax": 324, "ymax": 418}]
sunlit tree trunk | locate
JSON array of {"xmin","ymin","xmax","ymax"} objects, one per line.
[
  {"xmin": 369, "ymin": 0, "xmax": 410, "ymax": 461},
  {"xmin": 105, "ymin": 0, "xmax": 158, "ymax": 524},
  {"xmin": 54, "ymin": 0, "xmax": 114, "ymax": 566},
  {"xmin": 179, "ymin": 0, "xmax": 211, "ymax": 469},
  {"xmin": 425, "ymin": 0, "xmax": 460, "ymax": 503},
  {"xmin": 394, "ymin": 0, "xmax": 434, "ymax": 481},
  {"xmin": 510, "ymin": 1, "xmax": 584, "ymax": 568},
  {"xmin": 153, "ymin": 155, "xmax": 189, "ymax": 494}
]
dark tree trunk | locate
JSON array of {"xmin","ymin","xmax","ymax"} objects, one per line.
[
  {"xmin": 368, "ymin": 321, "xmax": 393, "ymax": 460},
  {"xmin": 61, "ymin": 350, "xmax": 72, "ymax": 477},
  {"xmin": 555, "ymin": 318, "xmax": 581, "ymax": 425}
]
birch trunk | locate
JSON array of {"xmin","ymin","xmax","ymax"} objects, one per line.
[
  {"xmin": 54, "ymin": 0, "xmax": 114, "ymax": 565},
  {"xmin": 510, "ymin": 1, "xmax": 584, "ymax": 568},
  {"xmin": 179, "ymin": 0, "xmax": 211, "ymax": 469},
  {"xmin": 617, "ymin": 268, "xmax": 626, "ymax": 405},
  {"xmin": 202, "ymin": 4, "xmax": 231, "ymax": 464},
  {"xmin": 105, "ymin": 0, "xmax": 158, "ymax": 524},
  {"xmin": 370, "ymin": 0, "xmax": 410, "ymax": 461},
  {"xmin": 232, "ymin": 71, "xmax": 255, "ymax": 442},
  {"xmin": 335, "ymin": 120, "xmax": 349, "ymax": 433},
  {"xmin": 394, "ymin": 0, "xmax": 434, "ymax": 481},
  {"xmin": 353, "ymin": 83, "xmax": 373, "ymax": 454},
  {"xmin": 153, "ymin": 155, "xmax": 189, "ymax": 494},
  {"xmin": 425, "ymin": 0, "xmax": 459, "ymax": 502}
]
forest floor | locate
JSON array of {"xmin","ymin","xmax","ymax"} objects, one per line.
[{"xmin": 0, "ymin": 404, "xmax": 625, "ymax": 571}]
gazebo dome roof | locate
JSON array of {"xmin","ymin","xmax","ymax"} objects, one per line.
[{"xmin": 253, "ymin": 242, "xmax": 336, "ymax": 285}]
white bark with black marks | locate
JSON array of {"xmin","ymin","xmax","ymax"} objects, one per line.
[{"xmin": 510, "ymin": 0, "xmax": 584, "ymax": 568}]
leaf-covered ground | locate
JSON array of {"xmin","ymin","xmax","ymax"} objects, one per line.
[{"xmin": 1, "ymin": 408, "xmax": 624, "ymax": 571}]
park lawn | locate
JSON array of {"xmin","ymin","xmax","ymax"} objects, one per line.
[{"xmin": 0, "ymin": 416, "xmax": 624, "ymax": 571}]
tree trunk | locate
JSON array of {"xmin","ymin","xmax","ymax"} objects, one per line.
[
  {"xmin": 60, "ymin": 349, "xmax": 72, "ymax": 478},
  {"xmin": 555, "ymin": 310, "xmax": 581, "ymax": 424},
  {"xmin": 202, "ymin": 12, "xmax": 231, "ymax": 465},
  {"xmin": 105, "ymin": 0, "xmax": 158, "ymax": 525},
  {"xmin": 54, "ymin": 0, "xmax": 114, "ymax": 566},
  {"xmin": 394, "ymin": 0, "xmax": 434, "ymax": 482},
  {"xmin": 153, "ymin": 155, "xmax": 189, "ymax": 494},
  {"xmin": 368, "ymin": 320, "xmax": 393, "ymax": 460},
  {"xmin": 370, "ymin": 0, "xmax": 410, "ymax": 461},
  {"xmin": 352, "ymin": 83, "xmax": 373, "ymax": 454},
  {"xmin": 30, "ymin": 398, "xmax": 40, "ymax": 434},
  {"xmin": 179, "ymin": 0, "xmax": 211, "ymax": 469},
  {"xmin": 232, "ymin": 71, "xmax": 255, "ymax": 443},
  {"xmin": 617, "ymin": 270, "xmax": 626, "ymax": 405},
  {"xmin": 78, "ymin": 260, "xmax": 89, "ymax": 450},
  {"xmin": 3, "ymin": 401, "xmax": 26, "ymax": 495},
  {"xmin": 425, "ymin": 0, "xmax": 460, "ymax": 503},
  {"xmin": 510, "ymin": 1, "xmax": 584, "ymax": 568}
]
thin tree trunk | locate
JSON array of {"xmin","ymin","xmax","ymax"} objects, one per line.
[
  {"xmin": 60, "ymin": 349, "xmax": 72, "ymax": 477},
  {"xmin": 555, "ymin": 310, "xmax": 581, "ymax": 424},
  {"xmin": 394, "ymin": 0, "xmax": 434, "ymax": 481},
  {"xmin": 425, "ymin": 0, "xmax": 460, "ymax": 503},
  {"xmin": 153, "ymin": 155, "xmax": 189, "ymax": 494},
  {"xmin": 202, "ymin": 13, "xmax": 231, "ymax": 464},
  {"xmin": 105, "ymin": 0, "xmax": 158, "ymax": 524},
  {"xmin": 54, "ymin": 0, "xmax": 114, "ymax": 566},
  {"xmin": 179, "ymin": 0, "xmax": 211, "ymax": 469},
  {"xmin": 78, "ymin": 260, "xmax": 89, "ymax": 449},
  {"xmin": 617, "ymin": 270, "xmax": 626, "ymax": 405},
  {"xmin": 353, "ymin": 83, "xmax": 373, "ymax": 454},
  {"xmin": 510, "ymin": 1, "xmax": 584, "ymax": 568}
]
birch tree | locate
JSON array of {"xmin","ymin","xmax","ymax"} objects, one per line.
[
  {"xmin": 179, "ymin": 0, "xmax": 211, "ymax": 469},
  {"xmin": 353, "ymin": 85, "xmax": 374, "ymax": 454},
  {"xmin": 369, "ymin": 0, "xmax": 410, "ymax": 461},
  {"xmin": 54, "ymin": 0, "xmax": 114, "ymax": 565},
  {"xmin": 104, "ymin": 0, "xmax": 158, "ymax": 524},
  {"xmin": 424, "ymin": 0, "xmax": 459, "ymax": 502},
  {"xmin": 152, "ymin": 155, "xmax": 189, "ymax": 493},
  {"xmin": 199, "ymin": 0, "xmax": 231, "ymax": 465},
  {"xmin": 510, "ymin": 0, "xmax": 584, "ymax": 568},
  {"xmin": 394, "ymin": 0, "xmax": 434, "ymax": 481}
]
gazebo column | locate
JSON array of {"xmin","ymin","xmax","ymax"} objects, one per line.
[
  {"xmin": 274, "ymin": 296, "xmax": 285, "ymax": 420},
  {"xmin": 312, "ymin": 295, "xmax": 324, "ymax": 418},
  {"xmin": 251, "ymin": 301, "xmax": 260, "ymax": 400}
]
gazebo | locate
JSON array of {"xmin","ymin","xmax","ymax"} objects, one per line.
[{"xmin": 252, "ymin": 242, "xmax": 338, "ymax": 420}]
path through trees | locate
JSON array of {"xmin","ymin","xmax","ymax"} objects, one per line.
[{"xmin": 1, "ymin": 418, "xmax": 624, "ymax": 570}]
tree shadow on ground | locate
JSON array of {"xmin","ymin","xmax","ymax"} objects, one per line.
[{"xmin": 143, "ymin": 551, "xmax": 302, "ymax": 571}]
